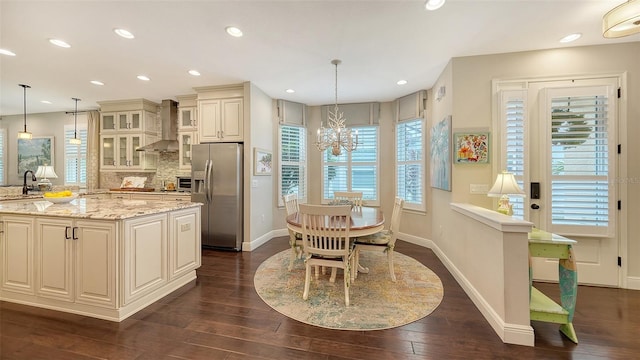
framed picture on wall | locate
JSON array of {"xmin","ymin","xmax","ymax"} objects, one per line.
[
  {"xmin": 254, "ymin": 148, "xmax": 272, "ymax": 176},
  {"xmin": 454, "ymin": 132, "xmax": 490, "ymax": 164},
  {"xmin": 430, "ymin": 116, "xmax": 452, "ymax": 191},
  {"xmin": 17, "ymin": 136, "xmax": 54, "ymax": 175}
]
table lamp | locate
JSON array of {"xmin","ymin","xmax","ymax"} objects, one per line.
[
  {"xmin": 35, "ymin": 165, "xmax": 58, "ymax": 192},
  {"xmin": 487, "ymin": 171, "xmax": 525, "ymax": 215}
]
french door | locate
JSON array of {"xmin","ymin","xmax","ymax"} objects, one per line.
[{"xmin": 499, "ymin": 77, "xmax": 620, "ymax": 286}]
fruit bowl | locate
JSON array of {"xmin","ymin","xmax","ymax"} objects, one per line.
[{"xmin": 44, "ymin": 194, "xmax": 78, "ymax": 204}]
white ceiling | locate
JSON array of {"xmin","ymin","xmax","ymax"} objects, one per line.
[{"xmin": 1, "ymin": 0, "xmax": 638, "ymax": 116}]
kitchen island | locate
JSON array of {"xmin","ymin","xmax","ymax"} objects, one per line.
[{"xmin": 0, "ymin": 197, "xmax": 202, "ymax": 321}]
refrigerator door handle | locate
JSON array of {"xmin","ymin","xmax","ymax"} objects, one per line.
[
  {"xmin": 203, "ymin": 159, "xmax": 210, "ymax": 203},
  {"xmin": 207, "ymin": 158, "xmax": 214, "ymax": 202}
]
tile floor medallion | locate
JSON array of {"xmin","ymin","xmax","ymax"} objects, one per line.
[{"xmin": 254, "ymin": 249, "xmax": 444, "ymax": 330}]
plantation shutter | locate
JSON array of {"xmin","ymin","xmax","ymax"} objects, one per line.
[
  {"xmin": 502, "ymin": 90, "xmax": 526, "ymax": 219},
  {"xmin": 64, "ymin": 126, "xmax": 88, "ymax": 186},
  {"xmin": 0, "ymin": 129, "xmax": 5, "ymax": 184},
  {"xmin": 279, "ymin": 125, "xmax": 307, "ymax": 206},
  {"xmin": 396, "ymin": 118, "xmax": 424, "ymax": 211},
  {"xmin": 548, "ymin": 90, "xmax": 613, "ymax": 236},
  {"xmin": 322, "ymin": 126, "xmax": 378, "ymax": 204}
]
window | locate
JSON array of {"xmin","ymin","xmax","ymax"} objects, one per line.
[
  {"xmin": 64, "ymin": 124, "xmax": 88, "ymax": 187},
  {"xmin": 322, "ymin": 126, "xmax": 379, "ymax": 204},
  {"xmin": 396, "ymin": 118, "xmax": 425, "ymax": 211},
  {"xmin": 278, "ymin": 125, "xmax": 306, "ymax": 206},
  {"xmin": 502, "ymin": 91, "xmax": 526, "ymax": 219},
  {"xmin": 548, "ymin": 92, "xmax": 611, "ymax": 234},
  {"xmin": 0, "ymin": 128, "xmax": 5, "ymax": 185}
]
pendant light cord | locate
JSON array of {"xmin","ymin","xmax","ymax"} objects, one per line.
[
  {"xmin": 72, "ymin": 97, "xmax": 80, "ymax": 138},
  {"xmin": 19, "ymin": 84, "xmax": 31, "ymax": 132}
]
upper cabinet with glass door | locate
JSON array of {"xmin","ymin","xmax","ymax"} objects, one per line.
[
  {"xmin": 98, "ymin": 99, "xmax": 159, "ymax": 134},
  {"xmin": 177, "ymin": 94, "xmax": 197, "ymax": 131}
]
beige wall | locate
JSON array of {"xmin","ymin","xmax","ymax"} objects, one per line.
[
  {"xmin": 433, "ymin": 42, "xmax": 640, "ymax": 283},
  {"xmin": 248, "ymin": 83, "xmax": 275, "ymax": 242}
]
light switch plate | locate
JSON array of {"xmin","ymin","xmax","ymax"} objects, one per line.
[{"xmin": 470, "ymin": 184, "xmax": 489, "ymax": 194}]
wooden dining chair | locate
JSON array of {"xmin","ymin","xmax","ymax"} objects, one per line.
[
  {"xmin": 333, "ymin": 191, "xmax": 363, "ymax": 211},
  {"xmin": 299, "ymin": 204, "xmax": 354, "ymax": 306},
  {"xmin": 352, "ymin": 197, "xmax": 404, "ymax": 282},
  {"xmin": 283, "ymin": 193, "xmax": 303, "ymax": 271}
]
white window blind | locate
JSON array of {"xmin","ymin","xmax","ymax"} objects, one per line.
[
  {"xmin": 396, "ymin": 118, "xmax": 424, "ymax": 211},
  {"xmin": 0, "ymin": 128, "xmax": 5, "ymax": 185},
  {"xmin": 322, "ymin": 126, "xmax": 378, "ymax": 204},
  {"xmin": 504, "ymin": 95, "xmax": 526, "ymax": 219},
  {"xmin": 64, "ymin": 125, "xmax": 88, "ymax": 187},
  {"xmin": 279, "ymin": 125, "xmax": 307, "ymax": 206},
  {"xmin": 549, "ymin": 94, "xmax": 610, "ymax": 232}
]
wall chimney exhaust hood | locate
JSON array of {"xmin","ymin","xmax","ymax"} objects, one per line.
[{"xmin": 136, "ymin": 99, "xmax": 179, "ymax": 152}]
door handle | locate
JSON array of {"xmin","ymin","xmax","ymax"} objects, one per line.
[
  {"xmin": 65, "ymin": 226, "xmax": 71, "ymax": 239},
  {"xmin": 531, "ymin": 204, "xmax": 540, "ymax": 210},
  {"xmin": 72, "ymin": 227, "xmax": 78, "ymax": 240}
]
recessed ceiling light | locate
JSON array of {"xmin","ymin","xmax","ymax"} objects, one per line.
[
  {"xmin": 49, "ymin": 38, "xmax": 71, "ymax": 48},
  {"xmin": 285, "ymin": 89, "xmax": 295, "ymax": 93},
  {"xmin": 425, "ymin": 0, "xmax": 446, "ymax": 11},
  {"xmin": 90, "ymin": 80, "xmax": 104, "ymax": 86},
  {"xmin": 397, "ymin": 80, "xmax": 408, "ymax": 85},
  {"xmin": 0, "ymin": 48, "xmax": 16, "ymax": 56},
  {"xmin": 560, "ymin": 33, "xmax": 582, "ymax": 43},
  {"xmin": 188, "ymin": 70, "xmax": 201, "ymax": 76},
  {"xmin": 225, "ymin": 26, "xmax": 243, "ymax": 37},
  {"xmin": 137, "ymin": 75, "xmax": 150, "ymax": 81},
  {"xmin": 41, "ymin": 100, "xmax": 52, "ymax": 104},
  {"xmin": 114, "ymin": 28, "xmax": 135, "ymax": 39}
]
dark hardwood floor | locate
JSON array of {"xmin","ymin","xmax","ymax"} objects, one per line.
[{"xmin": 1, "ymin": 236, "xmax": 639, "ymax": 359}]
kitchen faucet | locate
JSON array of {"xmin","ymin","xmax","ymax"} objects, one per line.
[{"xmin": 23, "ymin": 170, "xmax": 37, "ymax": 195}]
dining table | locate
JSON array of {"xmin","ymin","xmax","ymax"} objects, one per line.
[{"xmin": 286, "ymin": 206, "xmax": 385, "ymax": 274}]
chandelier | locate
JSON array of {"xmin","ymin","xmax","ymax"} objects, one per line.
[{"xmin": 315, "ymin": 59, "xmax": 358, "ymax": 156}]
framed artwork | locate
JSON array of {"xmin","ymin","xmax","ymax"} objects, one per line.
[
  {"xmin": 254, "ymin": 148, "xmax": 272, "ymax": 176},
  {"xmin": 430, "ymin": 116, "xmax": 452, "ymax": 191},
  {"xmin": 18, "ymin": 136, "xmax": 53, "ymax": 175},
  {"xmin": 454, "ymin": 132, "xmax": 490, "ymax": 164}
]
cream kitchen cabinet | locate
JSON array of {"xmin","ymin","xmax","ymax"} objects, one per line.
[
  {"xmin": 98, "ymin": 99, "xmax": 159, "ymax": 134},
  {"xmin": 100, "ymin": 111, "xmax": 144, "ymax": 132},
  {"xmin": 178, "ymin": 131, "xmax": 196, "ymax": 169},
  {"xmin": 178, "ymin": 106, "xmax": 197, "ymax": 130},
  {"xmin": 198, "ymin": 98, "xmax": 244, "ymax": 142},
  {"xmin": 35, "ymin": 217, "xmax": 116, "ymax": 308},
  {"xmin": 0, "ymin": 199, "xmax": 201, "ymax": 322},
  {"xmin": 100, "ymin": 133, "xmax": 158, "ymax": 171},
  {"xmin": 0, "ymin": 215, "xmax": 35, "ymax": 296},
  {"xmin": 162, "ymin": 193, "xmax": 191, "ymax": 202},
  {"xmin": 177, "ymin": 94, "xmax": 197, "ymax": 131}
]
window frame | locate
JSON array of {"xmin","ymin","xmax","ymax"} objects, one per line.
[
  {"xmin": 64, "ymin": 121, "xmax": 88, "ymax": 188},
  {"xmin": 320, "ymin": 125, "xmax": 380, "ymax": 206},
  {"xmin": 278, "ymin": 124, "xmax": 307, "ymax": 207},
  {"xmin": 395, "ymin": 117, "xmax": 425, "ymax": 212}
]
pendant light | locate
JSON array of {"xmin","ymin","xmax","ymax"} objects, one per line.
[
  {"xmin": 603, "ymin": 0, "xmax": 640, "ymax": 38},
  {"xmin": 17, "ymin": 84, "xmax": 32, "ymax": 140},
  {"xmin": 69, "ymin": 97, "xmax": 82, "ymax": 145}
]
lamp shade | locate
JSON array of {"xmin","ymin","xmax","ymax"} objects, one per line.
[
  {"xmin": 487, "ymin": 171, "xmax": 525, "ymax": 197},
  {"xmin": 35, "ymin": 165, "xmax": 58, "ymax": 179},
  {"xmin": 603, "ymin": 0, "xmax": 640, "ymax": 38}
]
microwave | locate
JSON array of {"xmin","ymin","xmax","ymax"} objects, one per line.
[{"xmin": 176, "ymin": 176, "xmax": 192, "ymax": 192}]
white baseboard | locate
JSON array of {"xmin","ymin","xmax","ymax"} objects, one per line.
[
  {"xmin": 408, "ymin": 234, "xmax": 534, "ymax": 346},
  {"xmin": 626, "ymin": 276, "xmax": 640, "ymax": 290},
  {"xmin": 243, "ymin": 229, "xmax": 286, "ymax": 251}
]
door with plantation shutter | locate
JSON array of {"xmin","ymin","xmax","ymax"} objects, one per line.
[
  {"xmin": 523, "ymin": 78, "xmax": 619, "ymax": 286},
  {"xmin": 500, "ymin": 77, "xmax": 620, "ymax": 286}
]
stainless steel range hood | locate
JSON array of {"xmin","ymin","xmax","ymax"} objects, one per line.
[{"xmin": 136, "ymin": 99, "xmax": 179, "ymax": 152}]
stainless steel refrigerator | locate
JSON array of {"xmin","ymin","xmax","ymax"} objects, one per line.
[{"xmin": 191, "ymin": 143, "xmax": 243, "ymax": 250}]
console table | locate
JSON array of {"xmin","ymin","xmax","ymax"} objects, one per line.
[{"xmin": 528, "ymin": 229, "xmax": 578, "ymax": 343}]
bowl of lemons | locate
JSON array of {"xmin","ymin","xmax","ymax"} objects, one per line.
[{"xmin": 43, "ymin": 190, "xmax": 78, "ymax": 204}]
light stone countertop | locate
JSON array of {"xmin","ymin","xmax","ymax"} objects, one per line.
[{"xmin": 0, "ymin": 197, "xmax": 202, "ymax": 220}]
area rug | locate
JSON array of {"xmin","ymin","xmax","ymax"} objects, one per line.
[{"xmin": 254, "ymin": 249, "xmax": 444, "ymax": 331}]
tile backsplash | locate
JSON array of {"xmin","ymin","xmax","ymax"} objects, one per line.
[{"xmin": 99, "ymin": 152, "xmax": 190, "ymax": 189}]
